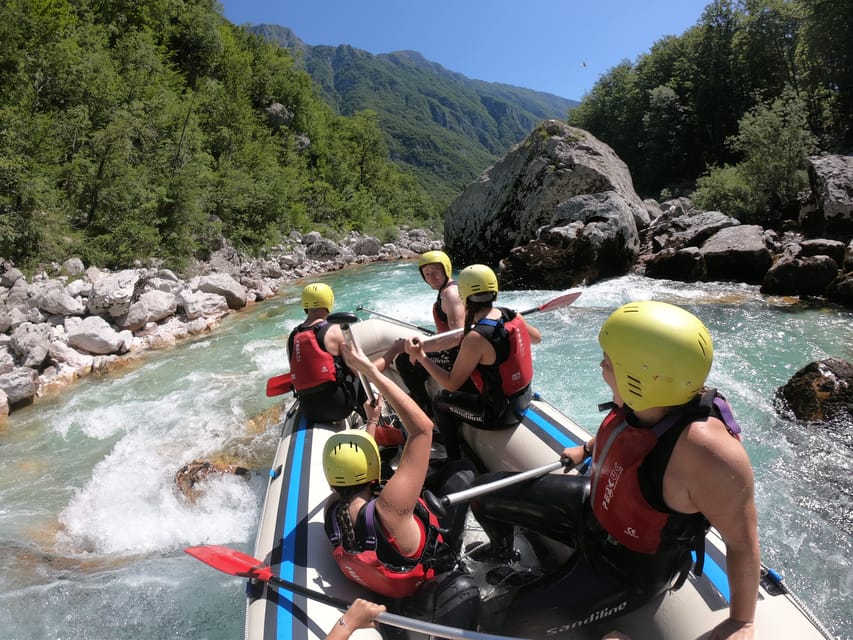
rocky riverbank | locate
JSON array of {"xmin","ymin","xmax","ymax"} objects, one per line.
[{"xmin": 0, "ymin": 228, "xmax": 441, "ymax": 417}]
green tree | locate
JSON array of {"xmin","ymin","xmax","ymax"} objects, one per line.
[{"xmin": 693, "ymin": 91, "xmax": 816, "ymax": 224}]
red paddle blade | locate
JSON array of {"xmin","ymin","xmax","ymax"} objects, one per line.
[
  {"xmin": 265, "ymin": 373, "xmax": 293, "ymax": 397},
  {"xmin": 519, "ymin": 291, "xmax": 582, "ymax": 316},
  {"xmin": 185, "ymin": 545, "xmax": 273, "ymax": 582},
  {"xmin": 536, "ymin": 290, "xmax": 581, "ymax": 313}
]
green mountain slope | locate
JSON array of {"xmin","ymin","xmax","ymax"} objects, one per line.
[{"xmin": 251, "ymin": 25, "xmax": 579, "ymax": 204}]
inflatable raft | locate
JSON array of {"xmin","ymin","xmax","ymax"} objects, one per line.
[{"xmin": 244, "ymin": 318, "xmax": 834, "ymax": 640}]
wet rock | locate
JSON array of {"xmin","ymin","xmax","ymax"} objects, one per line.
[
  {"xmin": 777, "ymin": 358, "xmax": 853, "ymax": 423},
  {"xmin": 174, "ymin": 459, "xmax": 249, "ymax": 503}
]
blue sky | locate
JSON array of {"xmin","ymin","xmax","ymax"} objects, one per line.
[{"xmin": 218, "ymin": 0, "xmax": 712, "ymax": 102}]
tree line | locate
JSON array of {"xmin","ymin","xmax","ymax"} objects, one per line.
[
  {"xmin": 0, "ymin": 0, "xmax": 438, "ymax": 272},
  {"xmin": 569, "ymin": 0, "xmax": 852, "ymax": 228}
]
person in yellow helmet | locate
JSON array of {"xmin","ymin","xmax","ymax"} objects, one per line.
[
  {"xmin": 393, "ymin": 250, "xmax": 472, "ymax": 416},
  {"xmin": 287, "ymin": 283, "xmax": 366, "ymax": 422},
  {"xmin": 404, "ymin": 264, "xmax": 542, "ymax": 460},
  {"xmin": 322, "ymin": 340, "xmax": 479, "ymax": 629},
  {"xmin": 468, "ymin": 301, "xmax": 759, "ymax": 640}
]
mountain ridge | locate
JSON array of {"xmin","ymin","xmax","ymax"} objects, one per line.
[{"xmin": 250, "ymin": 24, "xmax": 579, "ymax": 204}]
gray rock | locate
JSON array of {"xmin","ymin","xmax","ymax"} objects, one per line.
[
  {"xmin": 445, "ymin": 120, "xmax": 646, "ymax": 286},
  {"xmin": 700, "ymin": 225, "xmax": 772, "ymax": 284},
  {"xmin": 193, "ymin": 273, "xmax": 247, "ymax": 310},
  {"xmin": 61, "ymin": 258, "xmax": 85, "ymax": 276},
  {"xmin": 48, "ymin": 341, "xmax": 95, "ymax": 372},
  {"xmin": 0, "ymin": 366, "xmax": 37, "ymax": 406},
  {"xmin": 804, "ymin": 154, "xmax": 853, "ymax": 236},
  {"xmin": 119, "ymin": 290, "xmax": 178, "ymax": 331},
  {"xmin": 10, "ymin": 322, "xmax": 54, "ymax": 368},
  {"xmin": 761, "ymin": 254, "xmax": 840, "ymax": 296},
  {"xmin": 67, "ymin": 315, "xmax": 128, "ymax": 355},
  {"xmin": 178, "ymin": 290, "xmax": 230, "ymax": 321},
  {"xmin": 36, "ymin": 282, "xmax": 86, "ymax": 316},
  {"xmin": 86, "ymin": 269, "xmax": 143, "ymax": 318}
]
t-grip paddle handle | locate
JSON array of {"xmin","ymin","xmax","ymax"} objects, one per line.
[{"xmin": 326, "ymin": 312, "xmax": 377, "ymax": 405}]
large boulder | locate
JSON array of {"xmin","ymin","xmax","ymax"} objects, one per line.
[
  {"xmin": 761, "ymin": 253, "xmax": 840, "ymax": 296},
  {"xmin": 86, "ymin": 269, "xmax": 143, "ymax": 318},
  {"xmin": 66, "ymin": 316, "xmax": 132, "ymax": 355},
  {"xmin": 802, "ymin": 154, "xmax": 853, "ymax": 237},
  {"xmin": 193, "ymin": 273, "xmax": 247, "ymax": 310},
  {"xmin": 10, "ymin": 322, "xmax": 54, "ymax": 369},
  {"xmin": 699, "ymin": 225, "xmax": 772, "ymax": 284},
  {"xmin": 498, "ymin": 191, "xmax": 641, "ymax": 289},
  {"xmin": 443, "ymin": 120, "xmax": 646, "ymax": 287}
]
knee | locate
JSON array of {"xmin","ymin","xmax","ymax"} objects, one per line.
[{"xmin": 431, "ymin": 571, "xmax": 480, "ymax": 628}]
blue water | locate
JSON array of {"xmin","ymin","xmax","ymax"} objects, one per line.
[{"xmin": 0, "ymin": 262, "xmax": 850, "ymax": 639}]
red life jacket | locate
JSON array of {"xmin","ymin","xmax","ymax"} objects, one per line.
[
  {"xmin": 431, "ymin": 279, "xmax": 457, "ymax": 333},
  {"xmin": 287, "ymin": 322, "xmax": 338, "ymax": 393},
  {"xmin": 470, "ymin": 308, "xmax": 533, "ymax": 397},
  {"xmin": 590, "ymin": 390, "xmax": 742, "ymax": 555},
  {"xmin": 324, "ymin": 497, "xmax": 450, "ymax": 598}
]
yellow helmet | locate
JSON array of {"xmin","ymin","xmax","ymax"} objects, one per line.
[
  {"xmin": 322, "ymin": 430, "xmax": 381, "ymax": 487},
  {"xmin": 417, "ymin": 250, "xmax": 452, "ymax": 282},
  {"xmin": 458, "ymin": 264, "xmax": 498, "ymax": 304},
  {"xmin": 302, "ymin": 283, "xmax": 334, "ymax": 311},
  {"xmin": 598, "ymin": 301, "xmax": 713, "ymax": 411}
]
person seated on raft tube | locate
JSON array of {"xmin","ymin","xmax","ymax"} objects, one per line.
[
  {"xmin": 287, "ymin": 283, "xmax": 366, "ymax": 423},
  {"xmin": 392, "ymin": 251, "xmax": 476, "ymax": 414},
  {"xmin": 469, "ymin": 301, "xmax": 760, "ymax": 640},
  {"xmin": 403, "ymin": 264, "xmax": 541, "ymax": 461},
  {"xmin": 322, "ymin": 340, "xmax": 479, "ymax": 629}
]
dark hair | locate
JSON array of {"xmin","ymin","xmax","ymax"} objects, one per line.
[
  {"xmin": 333, "ymin": 482, "xmax": 378, "ymax": 550},
  {"xmin": 464, "ymin": 299, "xmax": 493, "ymax": 335}
]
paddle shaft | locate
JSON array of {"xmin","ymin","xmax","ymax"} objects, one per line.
[
  {"xmin": 185, "ymin": 546, "xmax": 524, "ymax": 640},
  {"xmin": 264, "ymin": 574, "xmax": 521, "ymax": 640},
  {"xmin": 423, "ymin": 459, "xmax": 573, "ymax": 517},
  {"xmin": 419, "ymin": 290, "xmax": 581, "ymax": 351},
  {"xmin": 340, "ymin": 323, "xmax": 377, "ymax": 406},
  {"xmin": 356, "ymin": 305, "xmax": 434, "ymax": 335}
]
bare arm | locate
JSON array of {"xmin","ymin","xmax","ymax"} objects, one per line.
[
  {"xmin": 406, "ymin": 332, "xmax": 487, "ymax": 391},
  {"xmin": 442, "ymin": 283, "xmax": 466, "ymax": 331},
  {"xmin": 519, "ymin": 315, "xmax": 542, "ymax": 345},
  {"xmin": 669, "ymin": 419, "xmax": 760, "ymax": 638},
  {"xmin": 341, "ymin": 341, "xmax": 433, "ymax": 554},
  {"xmin": 325, "ymin": 598, "xmax": 386, "ymax": 640}
]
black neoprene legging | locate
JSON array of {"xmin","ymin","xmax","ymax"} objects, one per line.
[{"xmin": 470, "ymin": 472, "xmax": 691, "ymax": 639}]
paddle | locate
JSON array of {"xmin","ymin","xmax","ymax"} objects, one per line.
[
  {"xmin": 356, "ymin": 305, "xmax": 435, "ymax": 335},
  {"xmin": 265, "ymin": 291, "xmax": 581, "ymax": 397},
  {"xmin": 423, "ymin": 458, "xmax": 576, "ymax": 518},
  {"xmin": 327, "ymin": 311, "xmax": 377, "ymax": 406},
  {"xmin": 418, "ymin": 290, "xmax": 582, "ymax": 351},
  {"xmin": 265, "ymin": 372, "xmax": 293, "ymax": 397},
  {"xmin": 185, "ymin": 545, "xmax": 526, "ymax": 640}
]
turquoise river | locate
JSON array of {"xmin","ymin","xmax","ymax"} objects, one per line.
[{"xmin": 0, "ymin": 262, "xmax": 850, "ymax": 639}]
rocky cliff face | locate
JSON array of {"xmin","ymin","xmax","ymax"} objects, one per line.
[
  {"xmin": 443, "ymin": 121, "xmax": 853, "ymax": 306},
  {"xmin": 443, "ymin": 120, "xmax": 649, "ymax": 289}
]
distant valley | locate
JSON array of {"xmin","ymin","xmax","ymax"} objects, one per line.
[{"xmin": 251, "ymin": 25, "xmax": 579, "ymax": 205}]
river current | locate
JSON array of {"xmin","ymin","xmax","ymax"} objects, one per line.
[{"xmin": 0, "ymin": 262, "xmax": 850, "ymax": 639}]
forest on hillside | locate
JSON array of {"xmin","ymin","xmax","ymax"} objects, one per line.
[
  {"xmin": 570, "ymin": 0, "xmax": 852, "ymax": 228},
  {"xmin": 0, "ymin": 0, "xmax": 850, "ymax": 274},
  {"xmin": 0, "ymin": 0, "xmax": 437, "ymax": 272}
]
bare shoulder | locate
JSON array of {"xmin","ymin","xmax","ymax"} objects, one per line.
[{"xmin": 674, "ymin": 416, "xmax": 754, "ymax": 484}]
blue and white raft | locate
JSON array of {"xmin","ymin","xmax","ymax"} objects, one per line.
[{"xmin": 245, "ymin": 318, "xmax": 834, "ymax": 640}]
